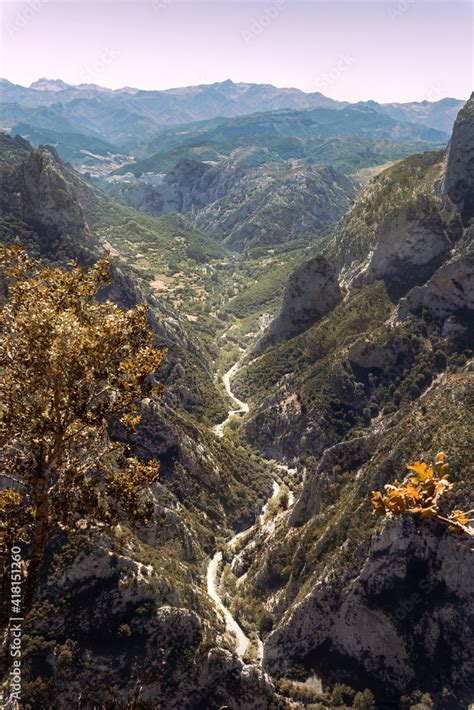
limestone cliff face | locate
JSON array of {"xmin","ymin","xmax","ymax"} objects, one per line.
[
  {"xmin": 263, "ymin": 517, "xmax": 474, "ymax": 702},
  {"xmin": 24, "ymin": 526, "xmax": 274, "ymax": 710},
  {"xmin": 443, "ymin": 92, "xmax": 474, "ymax": 222},
  {"xmin": 392, "ymin": 92, "xmax": 474, "ymax": 335},
  {"xmin": 0, "ymin": 139, "xmax": 86, "ymax": 254},
  {"xmin": 361, "ymin": 200, "xmax": 451, "ymax": 299},
  {"xmin": 329, "ymin": 150, "xmax": 451, "ymax": 286},
  {"xmin": 397, "ymin": 235, "xmax": 474, "ymax": 330},
  {"xmin": 18, "ymin": 147, "xmax": 86, "ymax": 239},
  {"xmin": 331, "ymin": 94, "xmax": 474, "ymax": 302},
  {"xmin": 255, "ymin": 255, "xmax": 342, "ymax": 354},
  {"xmin": 334, "ymin": 182, "xmax": 455, "ymax": 301},
  {"xmin": 108, "ymin": 158, "xmax": 357, "ymax": 252}
]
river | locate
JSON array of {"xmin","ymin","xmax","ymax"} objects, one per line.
[
  {"xmin": 212, "ymin": 360, "xmax": 249, "ymax": 438},
  {"xmin": 207, "ymin": 360, "xmax": 294, "ymax": 661}
]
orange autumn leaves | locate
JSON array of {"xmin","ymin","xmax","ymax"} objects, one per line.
[{"xmin": 372, "ymin": 453, "xmax": 473, "ymax": 537}]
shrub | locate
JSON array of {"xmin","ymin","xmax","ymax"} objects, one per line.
[
  {"xmin": 352, "ymin": 688, "xmax": 375, "ymax": 709},
  {"xmin": 371, "ymin": 452, "xmax": 473, "ymax": 536}
]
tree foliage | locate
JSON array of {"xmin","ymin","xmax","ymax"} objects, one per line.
[
  {"xmin": 0, "ymin": 246, "xmax": 166, "ymax": 609},
  {"xmin": 371, "ymin": 452, "xmax": 473, "ymax": 537}
]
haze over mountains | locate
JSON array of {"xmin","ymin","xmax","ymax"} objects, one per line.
[
  {"xmin": 0, "ymin": 77, "xmax": 463, "ymax": 130},
  {"xmin": 1, "ymin": 77, "xmax": 459, "ymax": 258},
  {"xmin": 0, "ymin": 78, "xmax": 462, "ymax": 168}
]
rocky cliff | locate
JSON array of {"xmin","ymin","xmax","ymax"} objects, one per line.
[
  {"xmin": 0, "ymin": 136, "xmax": 88, "ymax": 258},
  {"xmin": 443, "ymin": 92, "xmax": 474, "ymax": 222},
  {"xmin": 231, "ymin": 95, "xmax": 474, "ymax": 707},
  {"xmin": 107, "ymin": 157, "xmax": 357, "ymax": 253},
  {"xmin": 0, "ymin": 137, "xmax": 275, "ymax": 709},
  {"xmin": 264, "ymin": 515, "xmax": 474, "ymax": 702},
  {"xmin": 254, "ymin": 255, "xmax": 342, "ymax": 353}
]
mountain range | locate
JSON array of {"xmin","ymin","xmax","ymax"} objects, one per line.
[
  {"xmin": 0, "ymin": 84, "xmax": 473, "ymax": 709},
  {"xmin": 0, "ymin": 78, "xmax": 462, "ymax": 168},
  {"xmin": 1, "ymin": 77, "xmax": 463, "ymax": 131}
]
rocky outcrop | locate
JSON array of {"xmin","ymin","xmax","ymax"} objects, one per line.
[
  {"xmin": 0, "ymin": 138, "xmax": 88, "ymax": 258},
  {"xmin": 19, "ymin": 528, "xmax": 274, "ymax": 709},
  {"xmin": 347, "ymin": 332, "xmax": 418, "ymax": 371},
  {"xmin": 348, "ymin": 95, "xmax": 474, "ymax": 300},
  {"xmin": 19, "ymin": 147, "xmax": 86, "ymax": 238},
  {"xmin": 443, "ymin": 92, "xmax": 474, "ymax": 221},
  {"xmin": 334, "ymin": 94, "xmax": 473, "ymax": 300},
  {"xmin": 108, "ymin": 159, "xmax": 357, "ymax": 252},
  {"xmin": 329, "ymin": 150, "xmax": 450, "ymax": 288},
  {"xmin": 361, "ymin": 200, "xmax": 451, "ymax": 299},
  {"xmin": 263, "ymin": 517, "xmax": 474, "ymax": 703},
  {"xmin": 289, "ymin": 430, "xmax": 384, "ymax": 526},
  {"xmin": 254, "ymin": 256, "xmax": 342, "ymax": 353},
  {"xmin": 409, "ymin": 91, "xmax": 474, "ymax": 343},
  {"xmin": 397, "ymin": 235, "xmax": 474, "ymax": 332}
]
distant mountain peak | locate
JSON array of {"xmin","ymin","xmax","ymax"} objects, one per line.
[
  {"xmin": 30, "ymin": 78, "xmax": 71, "ymax": 92},
  {"xmin": 75, "ymin": 82, "xmax": 113, "ymax": 92}
]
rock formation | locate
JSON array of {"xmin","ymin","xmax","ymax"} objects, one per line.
[
  {"xmin": 263, "ymin": 517, "xmax": 474, "ymax": 703},
  {"xmin": 254, "ymin": 255, "xmax": 342, "ymax": 353},
  {"xmin": 443, "ymin": 92, "xmax": 474, "ymax": 221}
]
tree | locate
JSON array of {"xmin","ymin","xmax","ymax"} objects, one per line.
[
  {"xmin": 371, "ymin": 452, "xmax": 473, "ymax": 537},
  {"xmin": 0, "ymin": 246, "xmax": 166, "ymax": 613},
  {"xmin": 352, "ymin": 688, "xmax": 375, "ymax": 709}
]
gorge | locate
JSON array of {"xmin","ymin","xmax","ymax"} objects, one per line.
[{"xmin": 0, "ymin": 77, "xmax": 473, "ymax": 709}]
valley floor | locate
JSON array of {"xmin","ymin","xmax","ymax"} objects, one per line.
[{"xmin": 206, "ymin": 357, "xmax": 298, "ymax": 668}]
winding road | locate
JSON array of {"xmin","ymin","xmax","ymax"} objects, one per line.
[{"xmin": 207, "ymin": 361, "xmax": 294, "ymax": 660}]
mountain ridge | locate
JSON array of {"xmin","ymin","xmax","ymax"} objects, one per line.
[{"xmin": 0, "ymin": 78, "xmax": 463, "ymax": 151}]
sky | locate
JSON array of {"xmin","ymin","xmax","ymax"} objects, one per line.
[{"xmin": 0, "ymin": 0, "xmax": 472, "ymax": 103}]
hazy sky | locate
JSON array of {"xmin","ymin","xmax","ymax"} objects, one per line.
[{"xmin": 0, "ymin": 0, "xmax": 472, "ymax": 102}]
